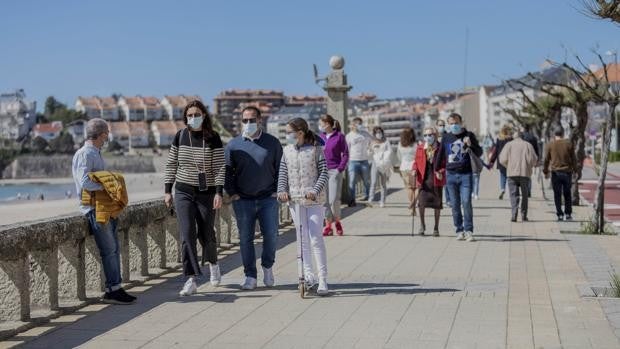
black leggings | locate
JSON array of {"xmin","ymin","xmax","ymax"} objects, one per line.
[{"xmin": 175, "ymin": 189, "xmax": 217, "ymax": 276}]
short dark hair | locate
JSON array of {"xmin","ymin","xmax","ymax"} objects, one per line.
[
  {"xmin": 435, "ymin": 119, "xmax": 445, "ymax": 126},
  {"xmin": 352, "ymin": 117, "xmax": 363, "ymax": 124},
  {"xmin": 241, "ymin": 106, "xmax": 261, "ymax": 118},
  {"xmin": 448, "ymin": 113, "xmax": 462, "ymax": 123},
  {"xmin": 554, "ymin": 127, "xmax": 564, "ymax": 137}
]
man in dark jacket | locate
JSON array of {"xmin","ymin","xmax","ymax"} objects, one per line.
[
  {"xmin": 225, "ymin": 106, "xmax": 283, "ymax": 290},
  {"xmin": 435, "ymin": 113, "xmax": 483, "ymax": 242}
]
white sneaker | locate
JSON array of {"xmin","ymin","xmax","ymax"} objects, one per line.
[
  {"xmin": 317, "ymin": 278, "xmax": 329, "ymax": 296},
  {"xmin": 305, "ymin": 273, "xmax": 318, "ymax": 290},
  {"xmin": 262, "ymin": 266, "xmax": 275, "ymax": 287},
  {"xmin": 456, "ymin": 232, "xmax": 465, "ymax": 241},
  {"xmin": 209, "ymin": 263, "xmax": 221, "ymax": 287},
  {"xmin": 240, "ymin": 277, "xmax": 257, "ymax": 290},
  {"xmin": 465, "ymin": 232, "xmax": 475, "ymax": 242},
  {"xmin": 179, "ymin": 277, "xmax": 197, "ymax": 296},
  {"xmin": 379, "ymin": 202, "xmax": 385, "ymax": 208}
]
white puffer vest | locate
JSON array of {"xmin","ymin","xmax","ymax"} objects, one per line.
[{"xmin": 283, "ymin": 144, "xmax": 326, "ymax": 205}]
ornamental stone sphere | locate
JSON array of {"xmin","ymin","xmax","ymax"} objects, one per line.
[{"xmin": 329, "ymin": 55, "xmax": 345, "ymax": 70}]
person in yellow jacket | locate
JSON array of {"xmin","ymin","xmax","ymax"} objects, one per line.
[{"xmin": 72, "ymin": 118, "xmax": 136, "ymax": 305}]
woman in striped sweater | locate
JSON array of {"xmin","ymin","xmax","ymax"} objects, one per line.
[
  {"xmin": 164, "ymin": 100, "xmax": 225, "ymax": 297},
  {"xmin": 277, "ymin": 118, "xmax": 330, "ymax": 295}
]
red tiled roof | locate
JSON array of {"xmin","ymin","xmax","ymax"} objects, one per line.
[
  {"xmin": 128, "ymin": 121, "xmax": 149, "ymax": 136},
  {"xmin": 110, "ymin": 122, "xmax": 130, "ymax": 136},
  {"xmin": 592, "ymin": 63, "xmax": 620, "ymax": 83},
  {"xmin": 123, "ymin": 97, "xmax": 143, "ymax": 108},
  {"xmin": 77, "ymin": 97, "xmax": 100, "ymax": 108},
  {"xmin": 34, "ymin": 122, "xmax": 63, "ymax": 133},
  {"xmin": 152, "ymin": 121, "xmax": 177, "ymax": 135}
]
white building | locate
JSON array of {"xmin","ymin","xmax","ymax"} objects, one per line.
[
  {"xmin": 0, "ymin": 89, "xmax": 36, "ymax": 141},
  {"xmin": 77, "ymin": 96, "xmax": 120, "ymax": 121},
  {"xmin": 267, "ymin": 104, "xmax": 326, "ymax": 144},
  {"xmin": 33, "ymin": 121, "xmax": 63, "ymax": 141},
  {"xmin": 161, "ymin": 95, "xmax": 202, "ymax": 120},
  {"xmin": 358, "ymin": 100, "xmax": 424, "ymax": 146},
  {"xmin": 151, "ymin": 121, "xmax": 178, "ymax": 147}
]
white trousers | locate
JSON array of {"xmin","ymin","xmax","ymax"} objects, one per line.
[{"xmin": 290, "ymin": 204, "xmax": 328, "ymax": 280}]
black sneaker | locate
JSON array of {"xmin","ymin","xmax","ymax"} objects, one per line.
[
  {"xmin": 102, "ymin": 289, "xmax": 135, "ymax": 305},
  {"xmin": 118, "ymin": 288, "xmax": 137, "ymax": 301},
  {"xmin": 348, "ymin": 200, "xmax": 357, "ymax": 207},
  {"xmin": 565, "ymin": 215, "xmax": 573, "ymax": 221},
  {"xmin": 522, "ymin": 216, "xmax": 529, "ymax": 222},
  {"xmin": 499, "ymin": 191, "xmax": 505, "ymax": 200},
  {"xmin": 557, "ymin": 215, "xmax": 564, "ymax": 222}
]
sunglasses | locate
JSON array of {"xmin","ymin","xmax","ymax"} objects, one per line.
[
  {"xmin": 186, "ymin": 113, "xmax": 203, "ymax": 118},
  {"xmin": 241, "ymin": 119, "xmax": 258, "ymax": 124}
]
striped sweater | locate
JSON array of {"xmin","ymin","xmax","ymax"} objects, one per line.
[
  {"xmin": 277, "ymin": 144, "xmax": 328, "ymax": 204},
  {"xmin": 165, "ymin": 128, "xmax": 225, "ymax": 194}
]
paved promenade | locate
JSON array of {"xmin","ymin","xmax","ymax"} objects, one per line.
[{"xmin": 3, "ymin": 170, "xmax": 620, "ymax": 349}]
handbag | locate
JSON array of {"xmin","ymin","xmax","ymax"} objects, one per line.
[{"xmin": 467, "ymin": 148, "xmax": 484, "ymax": 174}]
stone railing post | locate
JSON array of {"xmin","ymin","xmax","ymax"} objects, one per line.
[{"xmin": 0, "ymin": 256, "xmax": 30, "ymax": 321}]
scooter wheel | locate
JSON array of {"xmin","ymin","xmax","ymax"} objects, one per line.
[{"xmin": 299, "ymin": 282, "xmax": 306, "ymax": 299}]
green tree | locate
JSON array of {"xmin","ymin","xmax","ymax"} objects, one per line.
[
  {"xmin": 48, "ymin": 132, "xmax": 75, "ymax": 154},
  {"xmin": 44, "ymin": 96, "xmax": 64, "ymax": 118}
]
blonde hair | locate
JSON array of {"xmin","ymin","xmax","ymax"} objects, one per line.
[
  {"xmin": 498, "ymin": 124, "xmax": 513, "ymax": 141},
  {"xmin": 424, "ymin": 127, "xmax": 438, "ymax": 137}
]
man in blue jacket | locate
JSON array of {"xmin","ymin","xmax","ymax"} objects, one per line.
[
  {"xmin": 225, "ymin": 106, "xmax": 283, "ymax": 290},
  {"xmin": 435, "ymin": 113, "xmax": 483, "ymax": 242}
]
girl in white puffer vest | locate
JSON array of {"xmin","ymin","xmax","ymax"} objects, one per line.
[{"xmin": 277, "ymin": 117, "xmax": 329, "ymax": 295}]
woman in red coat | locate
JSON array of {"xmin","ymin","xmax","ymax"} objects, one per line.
[{"xmin": 412, "ymin": 127, "xmax": 446, "ymax": 236}]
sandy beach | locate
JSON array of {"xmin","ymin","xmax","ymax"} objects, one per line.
[{"xmin": 0, "ymin": 173, "xmax": 165, "ymax": 226}]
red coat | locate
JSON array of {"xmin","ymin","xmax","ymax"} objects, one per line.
[{"xmin": 411, "ymin": 143, "xmax": 446, "ymax": 188}]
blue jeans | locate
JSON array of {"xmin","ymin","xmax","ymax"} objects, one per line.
[
  {"xmin": 348, "ymin": 160, "xmax": 371, "ymax": 200},
  {"xmin": 446, "ymin": 172, "xmax": 474, "ymax": 233},
  {"xmin": 86, "ymin": 211, "xmax": 121, "ymax": 292},
  {"xmin": 472, "ymin": 173, "xmax": 480, "ymax": 197},
  {"xmin": 499, "ymin": 171, "xmax": 507, "ymax": 192},
  {"xmin": 232, "ymin": 196, "xmax": 279, "ymax": 279}
]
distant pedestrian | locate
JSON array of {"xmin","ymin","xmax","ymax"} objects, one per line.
[
  {"xmin": 543, "ymin": 127, "xmax": 576, "ymax": 221},
  {"xmin": 499, "ymin": 130, "xmax": 538, "ymax": 222},
  {"xmin": 346, "ymin": 117, "xmax": 373, "ymax": 206},
  {"xmin": 318, "ymin": 114, "xmax": 349, "ymax": 236},
  {"xmin": 488, "ymin": 124, "xmax": 513, "ymax": 200},
  {"xmin": 164, "ymin": 100, "xmax": 225, "ymax": 296},
  {"xmin": 277, "ymin": 117, "xmax": 329, "ymax": 295},
  {"xmin": 412, "ymin": 127, "xmax": 446, "ymax": 236},
  {"xmin": 520, "ymin": 124, "xmax": 540, "ymax": 198},
  {"xmin": 436, "ymin": 119, "xmax": 451, "ymax": 207},
  {"xmin": 435, "ymin": 113, "xmax": 483, "ymax": 242},
  {"xmin": 369, "ymin": 126, "xmax": 392, "ymax": 208},
  {"xmin": 398, "ymin": 127, "xmax": 417, "ymax": 209},
  {"xmin": 225, "ymin": 106, "xmax": 283, "ymax": 290}
]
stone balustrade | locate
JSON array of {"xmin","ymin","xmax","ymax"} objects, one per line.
[{"xmin": 0, "ymin": 198, "xmax": 292, "ymax": 339}]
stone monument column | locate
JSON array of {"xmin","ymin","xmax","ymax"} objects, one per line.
[
  {"xmin": 321, "ymin": 55, "xmax": 353, "ymax": 203},
  {"xmin": 323, "ymin": 56, "xmax": 352, "ymax": 134}
]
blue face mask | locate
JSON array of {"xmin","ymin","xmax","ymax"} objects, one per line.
[
  {"xmin": 450, "ymin": 124, "xmax": 463, "ymax": 134},
  {"xmin": 286, "ymin": 133, "xmax": 297, "ymax": 145},
  {"xmin": 187, "ymin": 116, "xmax": 203, "ymax": 129},
  {"xmin": 424, "ymin": 135, "xmax": 435, "ymax": 144}
]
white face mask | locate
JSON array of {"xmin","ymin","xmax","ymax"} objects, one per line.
[
  {"xmin": 187, "ymin": 116, "xmax": 203, "ymax": 129},
  {"xmin": 318, "ymin": 124, "xmax": 326, "ymax": 133},
  {"xmin": 356, "ymin": 124, "xmax": 366, "ymax": 132},
  {"xmin": 437, "ymin": 126, "xmax": 445, "ymax": 134},
  {"xmin": 375, "ymin": 132, "xmax": 383, "ymax": 139},
  {"xmin": 242, "ymin": 122, "xmax": 258, "ymax": 138},
  {"xmin": 286, "ymin": 133, "xmax": 297, "ymax": 145}
]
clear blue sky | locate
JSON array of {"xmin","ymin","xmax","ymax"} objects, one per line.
[{"xmin": 1, "ymin": 0, "xmax": 618, "ymax": 111}]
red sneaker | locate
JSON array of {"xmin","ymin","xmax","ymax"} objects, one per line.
[
  {"xmin": 322, "ymin": 225, "xmax": 333, "ymax": 237},
  {"xmin": 335, "ymin": 221, "xmax": 344, "ymax": 236}
]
